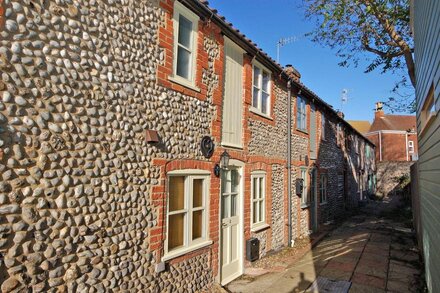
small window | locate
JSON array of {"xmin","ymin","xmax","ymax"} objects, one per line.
[
  {"xmin": 321, "ymin": 114, "xmax": 326, "ymax": 140},
  {"xmin": 297, "ymin": 96, "xmax": 307, "ymax": 131},
  {"xmin": 300, "ymin": 169, "xmax": 308, "ymax": 205},
  {"xmin": 252, "ymin": 62, "xmax": 271, "ymax": 116},
  {"xmin": 420, "ymin": 84, "xmax": 437, "ymax": 135},
  {"xmin": 319, "ymin": 174, "xmax": 328, "ymax": 203},
  {"xmin": 172, "ymin": 2, "xmax": 199, "ymax": 86},
  {"xmin": 251, "ymin": 172, "xmax": 266, "ymax": 227},
  {"xmin": 366, "ymin": 145, "xmax": 370, "ymax": 158},
  {"xmin": 166, "ymin": 172, "xmax": 209, "ymax": 256},
  {"xmin": 408, "ymin": 140, "xmax": 414, "ymax": 153}
]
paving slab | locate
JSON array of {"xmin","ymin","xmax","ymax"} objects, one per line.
[{"xmin": 225, "ymin": 196, "xmax": 425, "ymax": 293}]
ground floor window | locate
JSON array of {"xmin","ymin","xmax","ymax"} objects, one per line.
[
  {"xmin": 251, "ymin": 171, "xmax": 266, "ymax": 228},
  {"xmin": 166, "ymin": 172, "xmax": 209, "ymax": 255},
  {"xmin": 319, "ymin": 174, "xmax": 328, "ymax": 203}
]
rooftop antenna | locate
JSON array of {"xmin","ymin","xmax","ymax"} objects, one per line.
[
  {"xmin": 341, "ymin": 88, "xmax": 349, "ymax": 111},
  {"xmin": 276, "ymin": 36, "xmax": 300, "ymax": 64}
]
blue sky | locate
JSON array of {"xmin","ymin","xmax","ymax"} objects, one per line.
[{"xmin": 208, "ymin": 0, "xmax": 410, "ymax": 122}]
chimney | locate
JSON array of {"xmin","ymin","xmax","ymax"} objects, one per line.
[
  {"xmin": 283, "ymin": 64, "xmax": 301, "ymax": 83},
  {"xmin": 375, "ymin": 102, "xmax": 384, "ymax": 119}
]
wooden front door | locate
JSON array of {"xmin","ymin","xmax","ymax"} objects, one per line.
[{"xmin": 220, "ymin": 167, "xmax": 242, "ymax": 285}]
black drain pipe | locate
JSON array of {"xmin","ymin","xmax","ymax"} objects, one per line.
[{"xmin": 287, "ymin": 80, "xmax": 293, "ymax": 247}]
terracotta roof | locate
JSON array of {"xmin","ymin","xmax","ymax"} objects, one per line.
[
  {"xmin": 347, "ymin": 120, "xmax": 371, "ymax": 134},
  {"xmin": 369, "ymin": 114, "xmax": 417, "ymax": 132}
]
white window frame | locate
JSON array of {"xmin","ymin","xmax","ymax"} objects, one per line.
[
  {"xmin": 170, "ymin": 1, "xmax": 199, "ymax": 89},
  {"xmin": 251, "ymin": 61, "xmax": 272, "ymax": 117},
  {"xmin": 321, "ymin": 114, "xmax": 326, "ymax": 141},
  {"xmin": 319, "ymin": 174, "xmax": 328, "ymax": 204},
  {"xmin": 300, "ymin": 168, "xmax": 308, "ymax": 206},
  {"xmin": 251, "ymin": 171, "xmax": 266, "ymax": 229},
  {"xmin": 408, "ymin": 140, "xmax": 414, "ymax": 153},
  {"xmin": 297, "ymin": 96, "xmax": 307, "ymax": 131},
  {"xmin": 163, "ymin": 170, "xmax": 211, "ymax": 261}
]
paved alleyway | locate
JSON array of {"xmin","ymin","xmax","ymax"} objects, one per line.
[{"xmin": 226, "ymin": 196, "xmax": 425, "ymax": 293}]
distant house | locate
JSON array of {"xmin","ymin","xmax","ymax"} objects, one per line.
[
  {"xmin": 413, "ymin": 0, "xmax": 440, "ymax": 292},
  {"xmin": 365, "ymin": 103, "xmax": 418, "ymax": 162},
  {"xmin": 347, "ymin": 120, "xmax": 371, "ymax": 135}
]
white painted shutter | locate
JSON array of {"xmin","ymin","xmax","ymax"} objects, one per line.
[{"xmin": 222, "ymin": 38, "xmax": 243, "ymax": 147}]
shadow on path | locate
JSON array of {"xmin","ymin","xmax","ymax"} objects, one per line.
[{"xmin": 225, "ymin": 195, "xmax": 426, "ymax": 293}]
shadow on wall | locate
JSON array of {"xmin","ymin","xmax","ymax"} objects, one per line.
[{"xmin": 376, "ymin": 161, "xmax": 413, "ymax": 197}]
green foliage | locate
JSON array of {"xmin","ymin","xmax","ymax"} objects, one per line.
[{"xmin": 303, "ymin": 0, "xmax": 415, "ymax": 111}]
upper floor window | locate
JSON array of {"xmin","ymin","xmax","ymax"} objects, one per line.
[
  {"xmin": 408, "ymin": 140, "xmax": 414, "ymax": 153},
  {"xmin": 165, "ymin": 170, "xmax": 210, "ymax": 259},
  {"xmin": 321, "ymin": 114, "xmax": 326, "ymax": 140},
  {"xmin": 297, "ymin": 96, "xmax": 307, "ymax": 131},
  {"xmin": 252, "ymin": 62, "xmax": 271, "ymax": 116},
  {"xmin": 251, "ymin": 171, "xmax": 266, "ymax": 228},
  {"xmin": 172, "ymin": 2, "xmax": 199, "ymax": 86}
]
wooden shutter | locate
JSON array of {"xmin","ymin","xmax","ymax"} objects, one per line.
[{"xmin": 222, "ymin": 38, "xmax": 243, "ymax": 147}]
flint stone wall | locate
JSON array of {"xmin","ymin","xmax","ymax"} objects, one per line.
[{"xmin": 0, "ymin": 0, "xmax": 217, "ymax": 291}]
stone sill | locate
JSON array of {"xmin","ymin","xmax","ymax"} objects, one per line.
[
  {"xmin": 251, "ymin": 223, "xmax": 270, "ymax": 233},
  {"xmin": 300, "ymin": 203, "xmax": 310, "ymax": 209},
  {"xmin": 250, "ymin": 107, "xmax": 273, "ymax": 121},
  {"xmin": 168, "ymin": 75, "xmax": 201, "ymax": 92},
  {"xmin": 296, "ymin": 128, "xmax": 308, "ymax": 135},
  {"xmin": 161, "ymin": 240, "xmax": 213, "ymax": 262}
]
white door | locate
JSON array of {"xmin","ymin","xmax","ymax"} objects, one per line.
[{"xmin": 220, "ymin": 167, "xmax": 241, "ymax": 284}]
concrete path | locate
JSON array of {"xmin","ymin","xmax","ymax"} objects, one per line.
[{"xmin": 226, "ymin": 196, "xmax": 424, "ymax": 293}]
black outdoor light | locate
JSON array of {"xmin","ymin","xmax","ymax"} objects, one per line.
[{"xmin": 214, "ymin": 151, "xmax": 231, "ymax": 177}]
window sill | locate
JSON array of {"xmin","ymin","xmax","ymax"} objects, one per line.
[
  {"xmin": 168, "ymin": 76, "xmax": 201, "ymax": 92},
  {"xmin": 320, "ymin": 201, "xmax": 328, "ymax": 206},
  {"xmin": 296, "ymin": 128, "xmax": 308, "ymax": 135},
  {"xmin": 221, "ymin": 142, "xmax": 243, "ymax": 150},
  {"xmin": 162, "ymin": 240, "xmax": 213, "ymax": 262},
  {"xmin": 301, "ymin": 203, "xmax": 310, "ymax": 209},
  {"xmin": 250, "ymin": 107, "xmax": 272, "ymax": 120},
  {"xmin": 251, "ymin": 223, "xmax": 270, "ymax": 233}
]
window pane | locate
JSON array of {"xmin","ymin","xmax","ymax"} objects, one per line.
[
  {"xmin": 192, "ymin": 210, "xmax": 203, "ymax": 240},
  {"xmin": 178, "ymin": 15, "xmax": 192, "ymax": 48},
  {"xmin": 259, "ymin": 200, "xmax": 264, "ymax": 222},
  {"xmin": 231, "ymin": 169, "xmax": 239, "ymax": 193},
  {"xmin": 168, "ymin": 213, "xmax": 184, "ymax": 250},
  {"xmin": 222, "ymin": 195, "xmax": 229, "ymax": 219},
  {"xmin": 176, "ymin": 46, "xmax": 191, "ymax": 79},
  {"xmin": 169, "ymin": 176, "xmax": 185, "ymax": 211},
  {"xmin": 259, "ymin": 177, "xmax": 264, "ymax": 200},
  {"xmin": 253, "ymin": 177, "xmax": 258, "ymax": 200},
  {"xmin": 193, "ymin": 179, "xmax": 203, "ymax": 208},
  {"xmin": 262, "ymin": 92, "xmax": 269, "ymax": 114},
  {"xmin": 262, "ymin": 71, "xmax": 270, "ymax": 92},
  {"xmin": 231, "ymin": 194, "xmax": 237, "ymax": 217},
  {"xmin": 253, "ymin": 202, "xmax": 258, "ymax": 224},
  {"xmin": 253, "ymin": 66, "xmax": 260, "ymax": 87},
  {"xmin": 253, "ymin": 87, "xmax": 259, "ymax": 108}
]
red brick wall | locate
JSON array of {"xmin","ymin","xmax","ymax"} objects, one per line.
[{"xmin": 366, "ymin": 132, "xmax": 418, "ymax": 162}]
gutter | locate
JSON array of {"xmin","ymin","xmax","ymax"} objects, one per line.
[{"xmin": 287, "ymin": 80, "xmax": 293, "ymax": 247}]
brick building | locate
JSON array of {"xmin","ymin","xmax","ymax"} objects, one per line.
[
  {"xmin": 365, "ymin": 103, "xmax": 418, "ymax": 162},
  {"xmin": 0, "ymin": 0, "xmax": 374, "ymax": 291}
]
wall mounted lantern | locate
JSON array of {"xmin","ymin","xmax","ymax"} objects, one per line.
[{"xmin": 214, "ymin": 151, "xmax": 231, "ymax": 177}]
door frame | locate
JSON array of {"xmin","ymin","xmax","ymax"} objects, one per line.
[{"xmin": 218, "ymin": 159, "xmax": 245, "ymax": 285}]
